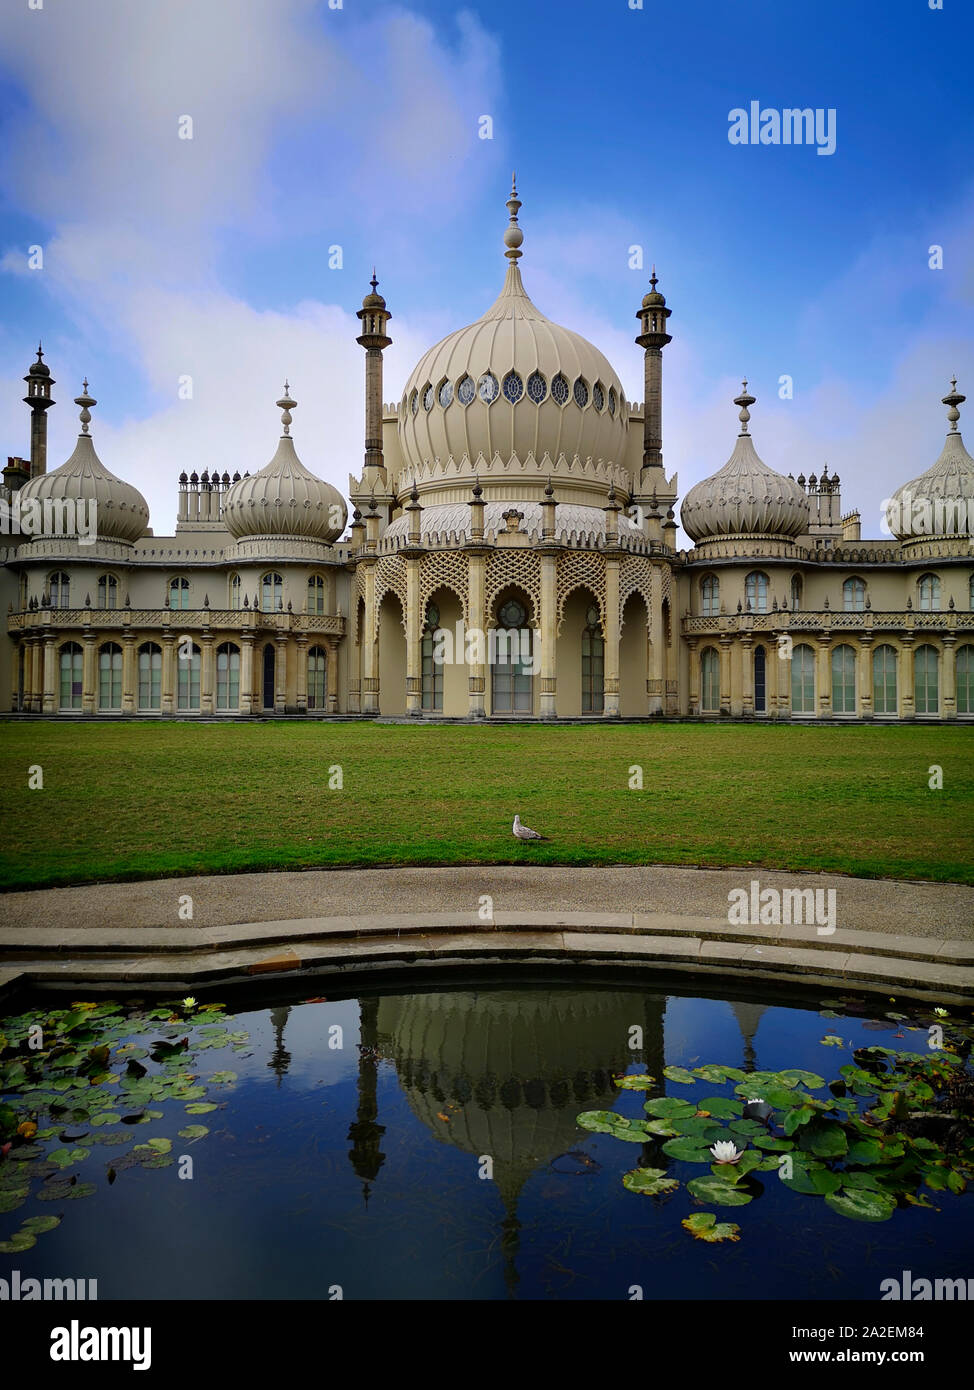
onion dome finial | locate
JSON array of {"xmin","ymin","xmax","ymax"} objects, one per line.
[
  {"xmin": 75, "ymin": 379, "xmax": 96, "ymax": 434},
  {"xmin": 943, "ymin": 376, "xmax": 965, "ymax": 432},
  {"xmin": 504, "ymin": 172, "xmax": 523, "ymax": 262},
  {"xmin": 276, "ymin": 381, "xmax": 296, "ymax": 435},
  {"xmin": 734, "ymin": 379, "xmax": 756, "ymax": 435}
]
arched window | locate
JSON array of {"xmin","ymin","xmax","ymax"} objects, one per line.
[
  {"xmin": 308, "ymin": 575, "xmax": 325, "ymax": 615},
  {"xmin": 177, "ymin": 642, "xmax": 202, "ymax": 711},
  {"xmin": 791, "ymin": 575, "xmax": 802, "ymax": 611},
  {"xmin": 491, "ymin": 598, "xmax": 533, "ymax": 713},
  {"xmin": 914, "ymin": 644, "xmax": 939, "ymax": 714},
  {"xmin": 843, "ymin": 577, "xmax": 866, "ymax": 612},
  {"xmin": 138, "ymin": 642, "xmax": 162, "ymax": 711},
  {"xmin": 307, "ymin": 645, "xmax": 328, "ymax": 711},
  {"xmin": 97, "ymin": 573, "xmax": 117, "ymax": 609},
  {"xmin": 261, "ymin": 572, "xmax": 283, "ymax": 611},
  {"xmin": 957, "ymin": 645, "xmax": 974, "ymax": 715},
  {"xmin": 229, "ymin": 574, "xmax": 241, "ymax": 610},
  {"xmin": 745, "ymin": 571, "xmax": 769, "ymax": 613},
  {"xmin": 169, "ymin": 577, "xmax": 190, "ymax": 610},
  {"xmin": 59, "ymin": 642, "xmax": 83, "ymax": 711},
  {"xmin": 791, "ymin": 643, "xmax": 816, "ymax": 714},
  {"xmin": 831, "ymin": 644, "xmax": 857, "ymax": 713},
  {"xmin": 872, "ymin": 645, "xmax": 898, "ymax": 716},
  {"xmin": 700, "ymin": 647, "xmax": 720, "ymax": 712},
  {"xmin": 49, "ymin": 572, "xmax": 70, "ymax": 607},
  {"xmin": 421, "ymin": 602, "xmax": 443, "ymax": 712},
  {"xmin": 581, "ymin": 605, "xmax": 604, "ymax": 714},
  {"xmin": 98, "ymin": 642, "xmax": 123, "ymax": 710},
  {"xmin": 216, "ymin": 642, "xmax": 239, "ymax": 711},
  {"xmin": 700, "ymin": 574, "xmax": 719, "ymax": 617},
  {"xmin": 753, "ymin": 645, "xmax": 767, "ymax": 713},
  {"xmin": 918, "ymin": 574, "xmax": 941, "ymax": 611}
]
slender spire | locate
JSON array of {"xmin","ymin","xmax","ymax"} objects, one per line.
[
  {"xmin": 75, "ymin": 379, "xmax": 95, "ymax": 434},
  {"xmin": 277, "ymin": 382, "xmax": 296, "ymax": 435},
  {"xmin": 504, "ymin": 173, "xmax": 523, "ymax": 262},
  {"xmin": 734, "ymin": 378, "xmax": 756, "ymax": 435},
  {"xmin": 943, "ymin": 376, "xmax": 965, "ymax": 433},
  {"xmin": 649, "ymin": 265, "xmax": 658, "ymax": 291}
]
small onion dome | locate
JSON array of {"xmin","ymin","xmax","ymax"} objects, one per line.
[
  {"xmin": 885, "ymin": 379, "xmax": 974, "ymax": 539},
  {"xmin": 27, "ymin": 343, "xmax": 51, "ymax": 378},
  {"xmin": 680, "ymin": 382, "xmax": 809, "ymax": 543},
  {"xmin": 19, "ymin": 380, "xmax": 149, "ymax": 544},
  {"xmin": 361, "ymin": 271, "xmax": 386, "ymax": 311},
  {"xmin": 222, "ymin": 385, "xmax": 347, "ymax": 543},
  {"xmin": 642, "ymin": 267, "xmax": 666, "ymax": 309}
]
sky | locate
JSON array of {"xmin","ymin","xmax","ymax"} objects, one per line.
[{"xmin": 0, "ymin": 0, "xmax": 971, "ymax": 543}]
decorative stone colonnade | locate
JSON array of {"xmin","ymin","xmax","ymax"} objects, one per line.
[
  {"xmin": 350, "ymin": 533, "xmax": 678, "ymax": 718},
  {"xmin": 683, "ymin": 610, "xmax": 974, "ymax": 719},
  {"xmin": 9, "ymin": 607, "xmax": 345, "ymax": 714}
]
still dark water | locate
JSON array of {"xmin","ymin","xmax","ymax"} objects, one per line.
[{"xmin": 2, "ymin": 975, "xmax": 971, "ymax": 1300}]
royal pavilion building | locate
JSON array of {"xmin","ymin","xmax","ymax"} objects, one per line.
[{"xmin": 2, "ymin": 183, "xmax": 973, "ymax": 722}]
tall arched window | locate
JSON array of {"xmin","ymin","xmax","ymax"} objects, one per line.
[
  {"xmin": 308, "ymin": 575, "xmax": 325, "ymax": 615},
  {"xmin": 918, "ymin": 574, "xmax": 941, "ymax": 611},
  {"xmin": 872, "ymin": 644, "xmax": 898, "ymax": 716},
  {"xmin": 421, "ymin": 602, "xmax": 443, "ymax": 712},
  {"xmin": 700, "ymin": 647, "xmax": 720, "ymax": 712},
  {"xmin": 581, "ymin": 605, "xmax": 605, "ymax": 713},
  {"xmin": 98, "ymin": 643, "xmax": 123, "ymax": 710},
  {"xmin": 262, "ymin": 572, "xmax": 283, "ymax": 611},
  {"xmin": 843, "ymin": 577, "xmax": 866, "ymax": 612},
  {"xmin": 914, "ymin": 644, "xmax": 939, "ymax": 714},
  {"xmin": 491, "ymin": 598, "xmax": 533, "ymax": 714},
  {"xmin": 49, "ymin": 572, "xmax": 70, "ymax": 607},
  {"xmin": 169, "ymin": 577, "xmax": 190, "ymax": 610},
  {"xmin": 753, "ymin": 645, "xmax": 767, "ymax": 713},
  {"xmin": 831, "ymin": 644, "xmax": 857, "ymax": 713},
  {"xmin": 97, "ymin": 574, "xmax": 117, "ymax": 610},
  {"xmin": 791, "ymin": 643, "xmax": 816, "ymax": 714},
  {"xmin": 791, "ymin": 575, "xmax": 802, "ymax": 611},
  {"xmin": 745, "ymin": 571, "xmax": 769, "ymax": 613},
  {"xmin": 229, "ymin": 574, "xmax": 241, "ymax": 610},
  {"xmin": 138, "ymin": 642, "xmax": 162, "ymax": 711},
  {"xmin": 957, "ymin": 645, "xmax": 974, "ymax": 715},
  {"xmin": 700, "ymin": 575, "xmax": 719, "ymax": 617},
  {"xmin": 177, "ymin": 642, "xmax": 202, "ymax": 711},
  {"xmin": 216, "ymin": 642, "xmax": 239, "ymax": 711},
  {"xmin": 307, "ymin": 645, "xmax": 328, "ymax": 710},
  {"xmin": 59, "ymin": 642, "xmax": 83, "ymax": 711}
]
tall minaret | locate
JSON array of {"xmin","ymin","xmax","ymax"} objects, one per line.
[
  {"xmin": 356, "ymin": 272, "xmax": 392, "ymax": 490},
  {"xmin": 23, "ymin": 343, "xmax": 55, "ymax": 478},
  {"xmin": 634, "ymin": 269, "xmax": 672, "ymax": 477}
]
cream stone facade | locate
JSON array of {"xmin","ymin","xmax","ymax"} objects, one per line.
[{"xmin": 3, "ymin": 184, "xmax": 974, "ymax": 722}]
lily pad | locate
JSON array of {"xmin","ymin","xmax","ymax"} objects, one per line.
[
  {"xmin": 697, "ymin": 1096, "xmax": 742, "ymax": 1119},
  {"xmin": 662, "ymin": 1066, "xmax": 696, "ymax": 1085},
  {"xmin": 802, "ymin": 1121, "xmax": 848, "ymax": 1158},
  {"xmin": 661, "ymin": 1137, "xmax": 714, "ymax": 1163},
  {"xmin": 686, "ymin": 1175, "xmax": 753, "ymax": 1206},
  {"xmin": 21, "ymin": 1214, "xmax": 62, "ymax": 1233},
  {"xmin": 36, "ymin": 1181, "xmax": 96, "ymax": 1202},
  {"xmin": 177, "ymin": 1124, "xmax": 209, "ymax": 1141},
  {"xmin": 185, "ymin": 1103, "xmax": 218, "ymax": 1115},
  {"xmin": 681, "ymin": 1212, "xmax": 741, "ymax": 1242},
  {"xmin": 207, "ymin": 1071, "xmax": 237, "ymax": 1085},
  {"xmin": 643, "ymin": 1097, "xmax": 697, "ymax": 1119},
  {"xmin": 0, "ymin": 1231, "xmax": 37, "ymax": 1253},
  {"xmin": 615, "ymin": 1074, "xmax": 657, "ymax": 1090},
  {"xmin": 622, "ymin": 1167, "xmax": 680, "ymax": 1196},
  {"xmin": 692, "ymin": 1064, "xmax": 746, "ymax": 1084},
  {"xmin": 778, "ymin": 1069, "xmax": 826, "ymax": 1089},
  {"xmin": 825, "ymin": 1187, "xmax": 895, "ymax": 1222}
]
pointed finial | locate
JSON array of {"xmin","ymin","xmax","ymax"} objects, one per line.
[
  {"xmin": 650, "ymin": 265, "xmax": 658, "ymax": 290},
  {"xmin": 36, "ymin": 341, "xmax": 43, "ymax": 360},
  {"xmin": 472, "ymin": 473, "xmax": 483, "ymax": 499},
  {"xmin": 943, "ymin": 376, "xmax": 965, "ymax": 432},
  {"xmin": 370, "ymin": 268, "xmax": 378, "ymax": 294},
  {"xmin": 734, "ymin": 378, "xmax": 756, "ymax": 434},
  {"xmin": 504, "ymin": 174, "xmax": 523, "ymax": 262},
  {"xmin": 75, "ymin": 379, "xmax": 96, "ymax": 434},
  {"xmin": 277, "ymin": 382, "xmax": 297, "ymax": 434}
]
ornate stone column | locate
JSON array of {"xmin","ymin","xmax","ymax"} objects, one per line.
[
  {"xmin": 776, "ymin": 638, "xmax": 791, "ymax": 719},
  {"xmin": 740, "ymin": 633, "xmax": 754, "ymax": 717},
  {"xmin": 82, "ymin": 633, "xmax": 97, "ymax": 715},
  {"xmin": 719, "ymin": 634, "xmax": 732, "ymax": 715},
  {"xmin": 42, "ymin": 634, "xmax": 56, "ymax": 714},
  {"xmin": 539, "ymin": 550, "xmax": 558, "ymax": 719},
  {"xmin": 602, "ymin": 555, "xmax": 621, "ymax": 717},
  {"xmin": 942, "ymin": 634, "xmax": 956, "ymax": 720},
  {"xmin": 647, "ymin": 577, "xmax": 664, "ymax": 715},
  {"xmin": 239, "ymin": 635, "xmax": 254, "ymax": 714},
  {"xmin": 161, "ymin": 634, "xmax": 175, "ymax": 715},
  {"xmin": 275, "ymin": 633, "xmax": 288, "ymax": 713},
  {"xmin": 766, "ymin": 636, "xmax": 780, "ymax": 717},
  {"xmin": 816, "ymin": 635, "xmax": 832, "ymax": 717},
  {"xmin": 687, "ymin": 638, "xmax": 700, "ymax": 717},
  {"xmin": 326, "ymin": 636, "xmax": 340, "ymax": 713},
  {"xmin": 405, "ymin": 555, "xmax": 422, "ymax": 717},
  {"xmin": 900, "ymin": 636, "xmax": 915, "ymax": 719},
  {"xmin": 360, "ymin": 562, "xmax": 379, "ymax": 715},
  {"xmin": 857, "ymin": 635, "xmax": 873, "ymax": 720},
  {"xmin": 121, "ymin": 631, "xmax": 136, "ymax": 714},
  {"xmin": 200, "ymin": 635, "xmax": 215, "ymax": 715},
  {"xmin": 295, "ymin": 634, "xmax": 308, "ymax": 713},
  {"xmin": 466, "ymin": 549, "xmax": 487, "ymax": 718}
]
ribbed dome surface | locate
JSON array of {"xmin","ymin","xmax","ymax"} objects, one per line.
[
  {"xmin": 885, "ymin": 428, "xmax": 974, "ymax": 539},
  {"xmin": 398, "ymin": 262, "xmax": 629, "ymax": 472},
  {"xmin": 681, "ymin": 431, "xmax": 809, "ymax": 542},
  {"xmin": 19, "ymin": 433, "xmax": 149, "ymax": 545},
  {"xmin": 222, "ymin": 434, "xmax": 347, "ymax": 543}
]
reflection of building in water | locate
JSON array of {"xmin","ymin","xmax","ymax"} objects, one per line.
[
  {"xmin": 729, "ymin": 1002, "xmax": 768, "ymax": 1073},
  {"xmin": 354, "ymin": 988, "xmax": 665, "ymax": 1294},
  {"xmin": 347, "ymin": 996, "xmax": 386, "ymax": 1205},
  {"xmin": 267, "ymin": 1005, "xmax": 292, "ymax": 1085}
]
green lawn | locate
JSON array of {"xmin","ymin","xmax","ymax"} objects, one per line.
[{"xmin": 0, "ymin": 721, "xmax": 971, "ymax": 890}]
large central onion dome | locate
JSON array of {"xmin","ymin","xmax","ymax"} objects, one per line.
[
  {"xmin": 397, "ymin": 179, "xmax": 629, "ymax": 471},
  {"xmin": 680, "ymin": 383, "xmax": 809, "ymax": 543},
  {"xmin": 19, "ymin": 381, "xmax": 150, "ymax": 545},
  {"xmin": 223, "ymin": 386, "xmax": 347, "ymax": 543},
  {"xmin": 885, "ymin": 379, "xmax": 974, "ymax": 540}
]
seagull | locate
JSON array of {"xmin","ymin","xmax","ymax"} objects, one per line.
[{"xmin": 513, "ymin": 814, "xmax": 546, "ymax": 841}]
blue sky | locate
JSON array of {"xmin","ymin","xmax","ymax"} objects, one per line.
[{"xmin": 0, "ymin": 0, "xmax": 971, "ymax": 538}]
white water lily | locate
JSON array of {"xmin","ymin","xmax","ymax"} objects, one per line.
[
  {"xmin": 933, "ymin": 1008, "xmax": 948, "ymax": 1017},
  {"xmin": 710, "ymin": 1140, "xmax": 744, "ymax": 1164},
  {"xmin": 746, "ymin": 1098, "xmax": 764, "ymax": 1106}
]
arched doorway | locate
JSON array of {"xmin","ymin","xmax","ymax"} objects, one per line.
[
  {"xmin": 754, "ymin": 645, "xmax": 767, "ymax": 714},
  {"xmin": 262, "ymin": 643, "xmax": 275, "ymax": 710},
  {"xmin": 378, "ymin": 592, "xmax": 407, "ymax": 716},
  {"xmin": 620, "ymin": 592, "xmax": 649, "ymax": 717},
  {"xmin": 490, "ymin": 590, "xmax": 535, "ymax": 715}
]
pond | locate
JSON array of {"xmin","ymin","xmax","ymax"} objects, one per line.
[{"xmin": 1, "ymin": 971, "xmax": 971, "ymax": 1300}]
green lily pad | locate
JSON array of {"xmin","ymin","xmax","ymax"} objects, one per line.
[
  {"xmin": 21, "ymin": 1214, "xmax": 62, "ymax": 1233},
  {"xmin": 146, "ymin": 1137, "xmax": 172, "ymax": 1153},
  {"xmin": 802, "ymin": 1121, "xmax": 848, "ymax": 1158},
  {"xmin": 681, "ymin": 1212, "xmax": 741, "ymax": 1242},
  {"xmin": 622, "ymin": 1167, "xmax": 680, "ymax": 1196},
  {"xmin": 661, "ymin": 1137, "xmax": 714, "ymax": 1163},
  {"xmin": 577, "ymin": 1111, "xmax": 650, "ymax": 1141},
  {"xmin": 185, "ymin": 1103, "xmax": 218, "ymax": 1115},
  {"xmin": 48, "ymin": 1146, "xmax": 90, "ymax": 1170},
  {"xmin": 643, "ymin": 1119, "xmax": 679, "ymax": 1137},
  {"xmin": 0, "ymin": 1189, "xmax": 29, "ymax": 1214},
  {"xmin": 752, "ymin": 1135, "xmax": 794, "ymax": 1151},
  {"xmin": 662, "ymin": 1066, "xmax": 696, "ymax": 1085},
  {"xmin": 846, "ymin": 1139, "xmax": 883, "ymax": 1165},
  {"xmin": 615, "ymin": 1074, "xmax": 656, "ymax": 1090},
  {"xmin": 177, "ymin": 1124, "xmax": 209, "ymax": 1141},
  {"xmin": 692, "ymin": 1065, "xmax": 746, "ymax": 1084},
  {"xmin": 0, "ymin": 1231, "xmax": 37, "ymax": 1253},
  {"xmin": 687, "ymin": 1175, "xmax": 753, "ymax": 1206},
  {"xmin": 89, "ymin": 1112, "xmax": 121, "ymax": 1127},
  {"xmin": 825, "ymin": 1187, "xmax": 895, "ymax": 1222},
  {"xmin": 207, "ymin": 1071, "xmax": 237, "ymax": 1085},
  {"xmin": 697, "ymin": 1097, "xmax": 742, "ymax": 1119},
  {"xmin": 36, "ymin": 1181, "xmax": 96, "ymax": 1201},
  {"xmin": 643, "ymin": 1097, "xmax": 697, "ymax": 1119},
  {"xmin": 778, "ymin": 1070, "xmax": 826, "ymax": 1089}
]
